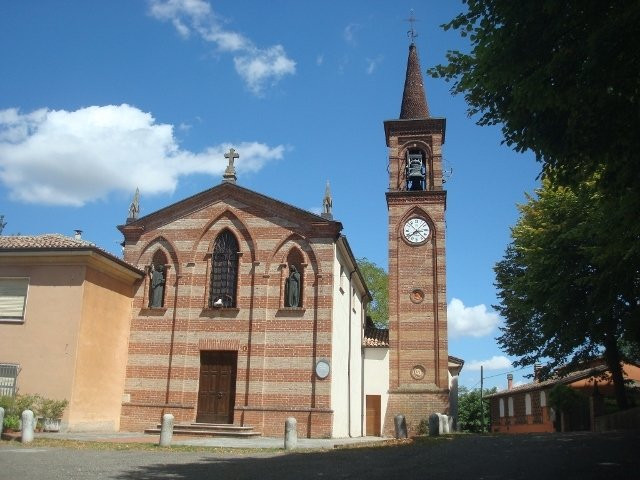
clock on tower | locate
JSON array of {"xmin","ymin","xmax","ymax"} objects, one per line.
[{"xmin": 382, "ymin": 40, "xmax": 450, "ymax": 436}]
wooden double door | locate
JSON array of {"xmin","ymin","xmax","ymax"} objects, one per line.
[{"xmin": 196, "ymin": 351, "xmax": 237, "ymax": 424}]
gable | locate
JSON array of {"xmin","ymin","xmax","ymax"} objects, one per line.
[{"xmin": 119, "ymin": 182, "xmax": 342, "ymax": 240}]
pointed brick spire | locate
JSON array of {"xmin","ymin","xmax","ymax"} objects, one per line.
[{"xmin": 400, "ymin": 43, "xmax": 429, "ymax": 119}]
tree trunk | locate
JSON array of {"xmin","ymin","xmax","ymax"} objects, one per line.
[{"xmin": 603, "ymin": 331, "xmax": 628, "ymax": 410}]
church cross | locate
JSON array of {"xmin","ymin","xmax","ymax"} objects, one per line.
[
  {"xmin": 225, "ymin": 148, "xmax": 239, "ymax": 167},
  {"xmin": 222, "ymin": 147, "xmax": 239, "ymax": 184},
  {"xmin": 406, "ymin": 9, "xmax": 419, "ymax": 44}
]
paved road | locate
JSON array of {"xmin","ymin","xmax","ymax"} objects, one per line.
[{"xmin": 1, "ymin": 431, "xmax": 637, "ymax": 480}]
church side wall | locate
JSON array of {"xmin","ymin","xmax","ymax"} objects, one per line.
[{"xmin": 119, "ymin": 191, "xmax": 338, "ymax": 437}]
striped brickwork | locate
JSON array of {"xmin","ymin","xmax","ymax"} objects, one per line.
[
  {"xmin": 118, "ymin": 183, "xmax": 341, "ymax": 437},
  {"xmin": 383, "ymin": 121, "xmax": 450, "ymax": 436}
]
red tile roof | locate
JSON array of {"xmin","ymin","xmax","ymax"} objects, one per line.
[
  {"xmin": 363, "ymin": 325, "xmax": 389, "ymax": 347},
  {"xmin": 0, "ymin": 234, "xmax": 142, "ymax": 275},
  {"xmin": 0, "ymin": 234, "xmax": 95, "ymax": 249}
]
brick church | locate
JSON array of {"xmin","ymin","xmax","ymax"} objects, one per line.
[
  {"xmin": 117, "ymin": 40, "xmax": 456, "ymax": 437},
  {"xmin": 0, "ymin": 40, "xmax": 461, "ymax": 437}
]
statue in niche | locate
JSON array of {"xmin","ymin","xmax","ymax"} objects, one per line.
[
  {"xmin": 285, "ymin": 265, "xmax": 301, "ymax": 307},
  {"xmin": 149, "ymin": 263, "xmax": 165, "ymax": 308}
]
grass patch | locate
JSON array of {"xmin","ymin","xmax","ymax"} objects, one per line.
[{"xmin": 2, "ymin": 438, "xmax": 281, "ymax": 455}]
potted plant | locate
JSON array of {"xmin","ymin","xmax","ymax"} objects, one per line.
[{"xmin": 39, "ymin": 398, "xmax": 68, "ymax": 432}]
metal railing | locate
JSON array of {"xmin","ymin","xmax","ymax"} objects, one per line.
[{"xmin": 0, "ymin": 363, "xmax": 19, "ymax": 397}]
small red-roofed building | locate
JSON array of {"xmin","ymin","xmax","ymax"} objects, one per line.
[
  {"xmin": 486, "ymin": 360, "xmax": 640, "ymax": 433},
  {"xmin": 0, "ymin": 233, "xmax": 143, "ymax": 431}
]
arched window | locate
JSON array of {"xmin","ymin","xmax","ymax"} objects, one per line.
[
  {"xmin": 210, "ymin": 230, "xmax": 239, "ymax": 308},
  {"xmin": 525, "ymin": 393, "xmax": 532, "ymax": 416},
  {"xmin": 149, "ymin": 250, "xmax": 167, "ymax": 308},
  {"xmin": 507, "ymin": 397, "xmax": 514, "ymax": 417},
  {"xmin": 284, "ymin": 249, "xmax": 304, "ymax": 307},
  {"xmin": 406, "ymin": 149, "xmax": 427, "ymax": 191},
  {"xmin": 499, "ymin": 398, "xmax": 505, "ymax": 417},
  {"xmin": 540, "ymin": 391, "xmax": 547, "ymax": 407}
]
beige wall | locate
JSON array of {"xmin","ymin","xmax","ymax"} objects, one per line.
[
  {"xmin": 0, "ymin": 263, "xmax": 85, "ymax": 405},
  {"xmin": 0, "ymin": 253, "xmax": 140, "ymax": 431},
  {"xmin": 69, "ymin": 267, "xmax": 136, "ymax": 431}
]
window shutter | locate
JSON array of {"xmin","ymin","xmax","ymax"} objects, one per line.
[{"xmin": 0, "ymin": 278, "xmax": 29, "ymax": 319}]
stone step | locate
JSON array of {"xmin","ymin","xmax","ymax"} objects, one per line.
[{"xmin": 144, "ymin": 423, "xmax": 261, "ymax": 438}]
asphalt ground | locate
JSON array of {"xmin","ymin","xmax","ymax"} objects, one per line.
[{"xmin": 0, "ymin": 430, "xmax": 638, "ymax": 480}]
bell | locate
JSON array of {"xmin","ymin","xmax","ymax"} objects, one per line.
[{"xmin": 406, "ymin": 154, "xmax": 425, "ymax": 191}]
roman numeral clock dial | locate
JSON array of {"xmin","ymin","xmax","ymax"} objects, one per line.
[{"xmin": 403, "ymin": 217, "xmax": 430, "ymax": 244}]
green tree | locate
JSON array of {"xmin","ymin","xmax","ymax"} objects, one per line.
[
  {"xmin": 430, "ymin": 1, "xmax": 640, "ymax": 346},
  {"xmin": 458, "ymin": 386, "xmax": 496, "ymax": 433},
  {"xmin": 494, "ymin": 177, "xmax": 634, "ymax": 408},
  {"xmin": 357, "ymin": 258, "xmax": 388, "ymax": 327},
  {"xmin": 429, "ymin": 1, "xmax": 640, "ymax": 195},
  {"xmin": 431, "ymin": 0, "xmax": 640, "ymax": 408}
]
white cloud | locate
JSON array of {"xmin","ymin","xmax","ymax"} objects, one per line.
[
  {"xmin": 234, "ymin": 46, "xmax": 296, "ymax": 96},
  {"xmin": 466, "ymin": 355, "xmax": 512, "ymax": 372},
  {"xmin": 148, "ymin": 0, "xmax": 295, "ymax": 95},
  {"xmin": 316, "ymin": 54, "xmax": 324, "ymax": 66},
  {"xmin": 365, "ymin": 55, "xmax": 383, "ymax": 75},
  {"xmin": 0, "ymin": 105, "xmax": 285, "ymax": 206},
  {"xmin": 343, "ymin": 23, "xmax": 361, "ymax": 45},
  {"xmin": 448, "ymin": 298, "xmax": 500, "ymax": 338}
]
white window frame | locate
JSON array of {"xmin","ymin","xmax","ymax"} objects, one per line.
[{"xmin": 0, "ymin": 277, "xmax": 29, "ymax": 322}]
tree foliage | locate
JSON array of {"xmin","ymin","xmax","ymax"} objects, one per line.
[
  {"xmin": 430, "ymin": 1, "xmax": 640, "ymax": 195},
  {"xmin": 494, "ymin": 177, "xmax": 637, "ymax": 408},
  {"xmin": 431, "ymin": 0, "xmax": 640, "ymax": 409},
  {"xmin": 357, "ymin": 257, "xmax": 388, "ymax": 326},
  {"xmin": 458, "ymin": 386, "xmax": 496, "ymax": 433}
]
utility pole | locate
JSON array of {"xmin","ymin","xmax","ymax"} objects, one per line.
[{"xmin": 480, "ymin": 365, "xmax": 484, "ymax": 432}]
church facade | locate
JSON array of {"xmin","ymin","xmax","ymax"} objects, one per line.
[{"xmin": 118, "ymin": 176, "xmax": 370, "ymax": 437}]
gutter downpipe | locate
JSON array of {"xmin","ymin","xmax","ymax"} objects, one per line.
[{"xmin": 347, "ymin": 267, "xmax": 355, "ymax": 437}]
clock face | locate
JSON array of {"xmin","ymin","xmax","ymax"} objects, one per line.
[{"xmin": 403, "ymin": 217, "xmax": 430, "ymax": 244}]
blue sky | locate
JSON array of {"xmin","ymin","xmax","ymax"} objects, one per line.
[{"xmin": 0, "ymin": 1, "xmax": 542, "ymax": 390}]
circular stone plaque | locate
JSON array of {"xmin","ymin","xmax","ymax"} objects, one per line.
[
  {"xmin": 410, "ymin": 365, "xmax": 426, "ymax": 380},
  {"xmin": 315, "ymin": 360, "xmax": 330, "ymax": 379},
  {"xmin": 410, "ymin": 289, "xmax": 425, "ymax": 304}
]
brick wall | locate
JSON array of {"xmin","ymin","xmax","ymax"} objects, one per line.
[
  {"xmin": 118, "ymin": 184, "xmax": 341, "ymax": 437},
  {"xmin": 383, "ymin": 120, "xmax": 450, "ymax": 430}
]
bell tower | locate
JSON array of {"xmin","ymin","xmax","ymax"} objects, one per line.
[{"xmin": 383, "ymin": 41, "xmax": 449, "ymax": 435}]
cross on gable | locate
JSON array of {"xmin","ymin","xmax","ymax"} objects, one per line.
[
  {"xmin": 222, "ymin": 148, "xmax": 239, "ymax": 184},
  {"xmin": 224, "ymin": 148, "xmax": 239, "ymax": 167}
]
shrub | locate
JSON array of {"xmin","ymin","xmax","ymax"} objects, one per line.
[
  {"xmin": 14, "ymin": 394, "xmax": 41, "ymax": 416},
  {"xmin": 39, "ymin": 398, "xmax": 68, "ymax": 419},
  {"xmin": 417, "ymin": 418, "xmax": 429, "ymax": 435},
  {"xmin": 3, "ymin": 414, "xmax": 20, "ymax": 431}
]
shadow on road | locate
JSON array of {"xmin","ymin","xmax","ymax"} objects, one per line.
[{"xmin": 112, "ymin": 432, "xmax": 639, "ymax": 480}]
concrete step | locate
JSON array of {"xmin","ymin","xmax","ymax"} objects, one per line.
[{"xmin": 144, "ymin": 423, "xmax": 262, "ymax": 438}]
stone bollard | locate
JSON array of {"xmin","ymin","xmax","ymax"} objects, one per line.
[
  {"xmin": 447, "ymin": 416, "xmax": 454, "ymax": 434},
  {"xmin": 21, "ymin": 410, "xmax": 35, "ymax": 443},
  {"xmin": 428, "ymin": 413, "xmax": 440, "ymax": 436},
  {"xmin": 394, "ymin": 414, "xmax": 407, "ymax": 439},
  {"xmin": 0, "ymin": 407, "xmax": 4, "ymax": 435},
  {"xmin": 159, "ymin": 413, "xmax": 174, "ymax": 447},
  {"xmin": 284, "ymin": 417, "xmax": 297, "ymax": 450},
  {"xmin": 442, "ymin": 414, "xmax": 450, "ymax": 434},
  {"xmin": 438, "ymin": 414, "xmax": 447, "ymax": 434}
]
